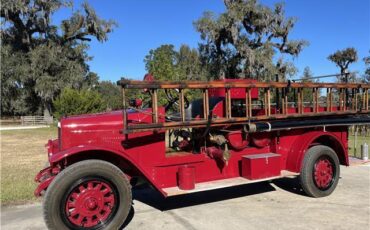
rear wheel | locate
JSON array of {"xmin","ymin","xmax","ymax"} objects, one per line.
[
  {"xmin": 300, "ymin": 145, "xmax": 340, "ymax": 198},
  {"xmin": 43, "ymin": 160, "xmax": 132, "ymax": 230}
]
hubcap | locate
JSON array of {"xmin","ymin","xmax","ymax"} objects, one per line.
[
  {"xmin": 64, "ymin": 180, "xmax": 116, "ymax": 228},
  {"xmin": 313, "ymin": 157, "xmax": 334, "ymax": 190},
  {"xmin": 86, "ymin": 198, "xmax": 97, "ymax": 210}
]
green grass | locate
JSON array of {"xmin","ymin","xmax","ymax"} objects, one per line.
[
  {"xmin": 1, "ymin": 126, "xmax": 57, "ymax": 206},
  {"xmin": 348, "ymin": 134, "xmax": 370, "ymax": 158}
]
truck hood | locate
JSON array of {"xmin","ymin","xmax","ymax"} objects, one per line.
[
  {"xmin": 61, "ymin": 110, "xmax": 124, "ymax": 129},
  {"xmin": 59, "ymin": 111, "xmax": 124, "ymax": 150}
]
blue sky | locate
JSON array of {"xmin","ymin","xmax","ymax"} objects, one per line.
[{"xmin": 54, "ymin": 0, "xmax": 369, "ymax": 82}]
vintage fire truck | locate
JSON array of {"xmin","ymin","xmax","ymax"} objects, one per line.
[{"xmin": 35, "ymin": 75, "xmax": 370, "ymax": 229}]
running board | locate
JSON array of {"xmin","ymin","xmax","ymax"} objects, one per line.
[{"xmin": 162, "ymin": 170, "xmax": 299, "ymax": 197}]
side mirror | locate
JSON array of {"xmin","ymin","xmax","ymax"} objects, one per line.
[{"xmin": 129, "ymin": 99, "xmax": 143, "ymax": 108}]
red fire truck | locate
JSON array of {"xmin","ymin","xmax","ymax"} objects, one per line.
[{"xmin": 35, "ymin": 75, "xmax": 370, "ymax": 229}]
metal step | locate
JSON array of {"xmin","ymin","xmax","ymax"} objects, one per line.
[{"xmin": 162, "ymin": 170, "xmax": 299, "ymax": 197}]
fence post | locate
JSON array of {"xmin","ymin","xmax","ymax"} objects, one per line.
[
  {"xmin": 354, "ymin": 127, "xmax": 358, "ymax": 158},
  {"xmin": 361, "ymin": 143, "xmax": 368, "ymax": 161}
]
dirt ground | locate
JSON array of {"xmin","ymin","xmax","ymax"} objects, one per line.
[{"xmin": 1, "ymin": 165, "xmax": 369, "ymax": 230}]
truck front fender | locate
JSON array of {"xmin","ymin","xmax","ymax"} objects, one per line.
[
  {"xmin": 45, "ymin": 145, "xmax": 166, "ymax": 196},
  {"xmin": 49, "ymin": 145, "xmax": 137, "ymax": 165},
  {"xmin": 286, "ymin": 131, "xmax": 347, "ymax": 173}
]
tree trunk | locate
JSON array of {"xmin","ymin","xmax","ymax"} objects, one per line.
[{"xmin": 43, "ymin": 100, "xmax": 52, "ymax": 118}]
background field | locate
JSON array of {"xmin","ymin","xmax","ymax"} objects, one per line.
[
  {"xmin": 348, "ymin": 135, "xmax": 368, "ymax": 157},
  {"xmin": 1, "ymin": 127, "xmax": 57, "ymax": 205},
  {"xmin": 0, "ymin": 126, "xmax": 368, "ymax": 206}
]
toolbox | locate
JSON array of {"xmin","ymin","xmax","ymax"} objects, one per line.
[{"xmin": 242, "ymin": 153, "xmax": 281, "ymax": 180}]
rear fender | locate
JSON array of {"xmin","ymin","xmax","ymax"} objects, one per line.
[{"xmin": 286, "ymin": 131, "xmax": 347, "ymax": 173}]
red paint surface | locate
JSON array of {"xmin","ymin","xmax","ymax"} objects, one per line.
[
  {"xmin": 226, "ymin": 131, "xmax": 249, "ymax": 150},
  {"xmin": 177, "ymin": 165, "xmax": 195, "ymax": 190},
  {"xmin": 241, "ymin": 154, "xmax": 281, "ymax": 180},
  {"xmin": 35, "ymin": 82, "xmax": 349, "ymax": 197}
]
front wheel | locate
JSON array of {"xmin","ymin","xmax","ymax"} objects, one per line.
[
  {"xmin": 43, "ymin": 160, "xmax": 132, "ymax": 230},
  {"xmin": 300, "ymin": 145, "xmax": 340, "ymax": 198}
]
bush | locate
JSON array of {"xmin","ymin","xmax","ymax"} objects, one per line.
[{"xmin": 53, "ymin": 88, "xmax": 105, "ymax": 119}]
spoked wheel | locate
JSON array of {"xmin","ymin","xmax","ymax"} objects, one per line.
[
  {"xmin": 63, "ymin": 178, "xmax": 118, "ymax": 229},
  {"xmin": 43, "ymin": 160, "xmax": 132, "ymax": 230},
  {"xmin": 313, "ymin": 156, "xmax": 335, "ymax": 190},
  {"xmin": 300, "ymin": 145, "xmax": 340, "ymax": 198}
]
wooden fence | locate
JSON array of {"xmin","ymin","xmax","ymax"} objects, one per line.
[{"xmin": 21, "ymin": 116, "xmax": 53, "ymax": 125}]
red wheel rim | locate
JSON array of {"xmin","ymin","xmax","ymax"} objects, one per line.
[
  {"xmin": 313, "ymin": 157, "xmax": 334, "ymax": 190},
  {"xmin": 64, "ymin": 179, "xmax": 117, "ymax": 228}
]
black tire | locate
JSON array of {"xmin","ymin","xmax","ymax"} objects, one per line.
[
  {"xmin": 300, "ymin": 145, "xmax": 340, "ymax": 198},
  {"xmin": 43, "ymin": 160, "xmax": 132, "ymax": 230}
]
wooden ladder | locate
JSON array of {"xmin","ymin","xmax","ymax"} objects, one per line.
[{"xmin": 118, "ymin": 79, "xmax": 370, "ymax": 134}]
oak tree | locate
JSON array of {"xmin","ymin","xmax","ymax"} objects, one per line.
[
  {"xmin": 328, "ymin": 47, "xmax": 358, "ymax": 82},
  {"xmin": 194, "ymin": 0, "xmax": 307, "ymax": 80},
  {"xmin": 1, "ymin": 0, "xmax": 116, "ymax": 116},
  {"xmin": 363, "ymin": 52, "xmax": 370, "ymax": 83}
]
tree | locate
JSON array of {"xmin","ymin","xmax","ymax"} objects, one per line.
[
  {"xmin": 97, "ymin": 81, "xmax": 122, "ymax": 111},
  {"xmin": 301, "ymin": 67, "xmax": 315, "ymax": 103},
  {"xmin": 144, "ymin": 44, "xmax": 179, "ymax": 81},
  {"xmin": 364, "ymin": 52, "xmax": 370, "ymax": 83},
  {"xmin": 144, "ymin": 44, "xmax": 207, "ymax": 105},
  {"xmin": 194, "ymin": 0, "xmax": 307, "ymax": 80},
  {"xmin": 177, "ymin": 45, "xmax": 208, "ymax": 81},
  {"xmin": 82, "ymin": 72, "xmax": 100, "ymax": 90},
  {"xmin": 1, "ymin": 45, "xmax": 34, "ymax": 116},
  {"xmin": 144, "ymin": 44, "xmax": 179, "ymax": 106},
  {"xmin": 328, "ymin": 47, "xmax": 358, "ymax": 82},
  {"xmin": 283, "ymin": 67, "xmax": 316, "ymax": 104},
  {"xmin": 53, "ymin": 88, "xmax": 105, "ymax": 119},
  {"xmin": 144, "ymin": 44, "xmax": 207, "ymax": 81},
  {"xmin": 1, "ymin": 0, "xmax": 116, "ymax": 116}
]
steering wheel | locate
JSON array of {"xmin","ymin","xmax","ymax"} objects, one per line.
[
  {"xmin": 141, "ymin": 74, "xmax": 190, "ymax": 111},
  {"xmin": 165, "ymin": 89, "xmax": 190, "ymax": 111}
]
